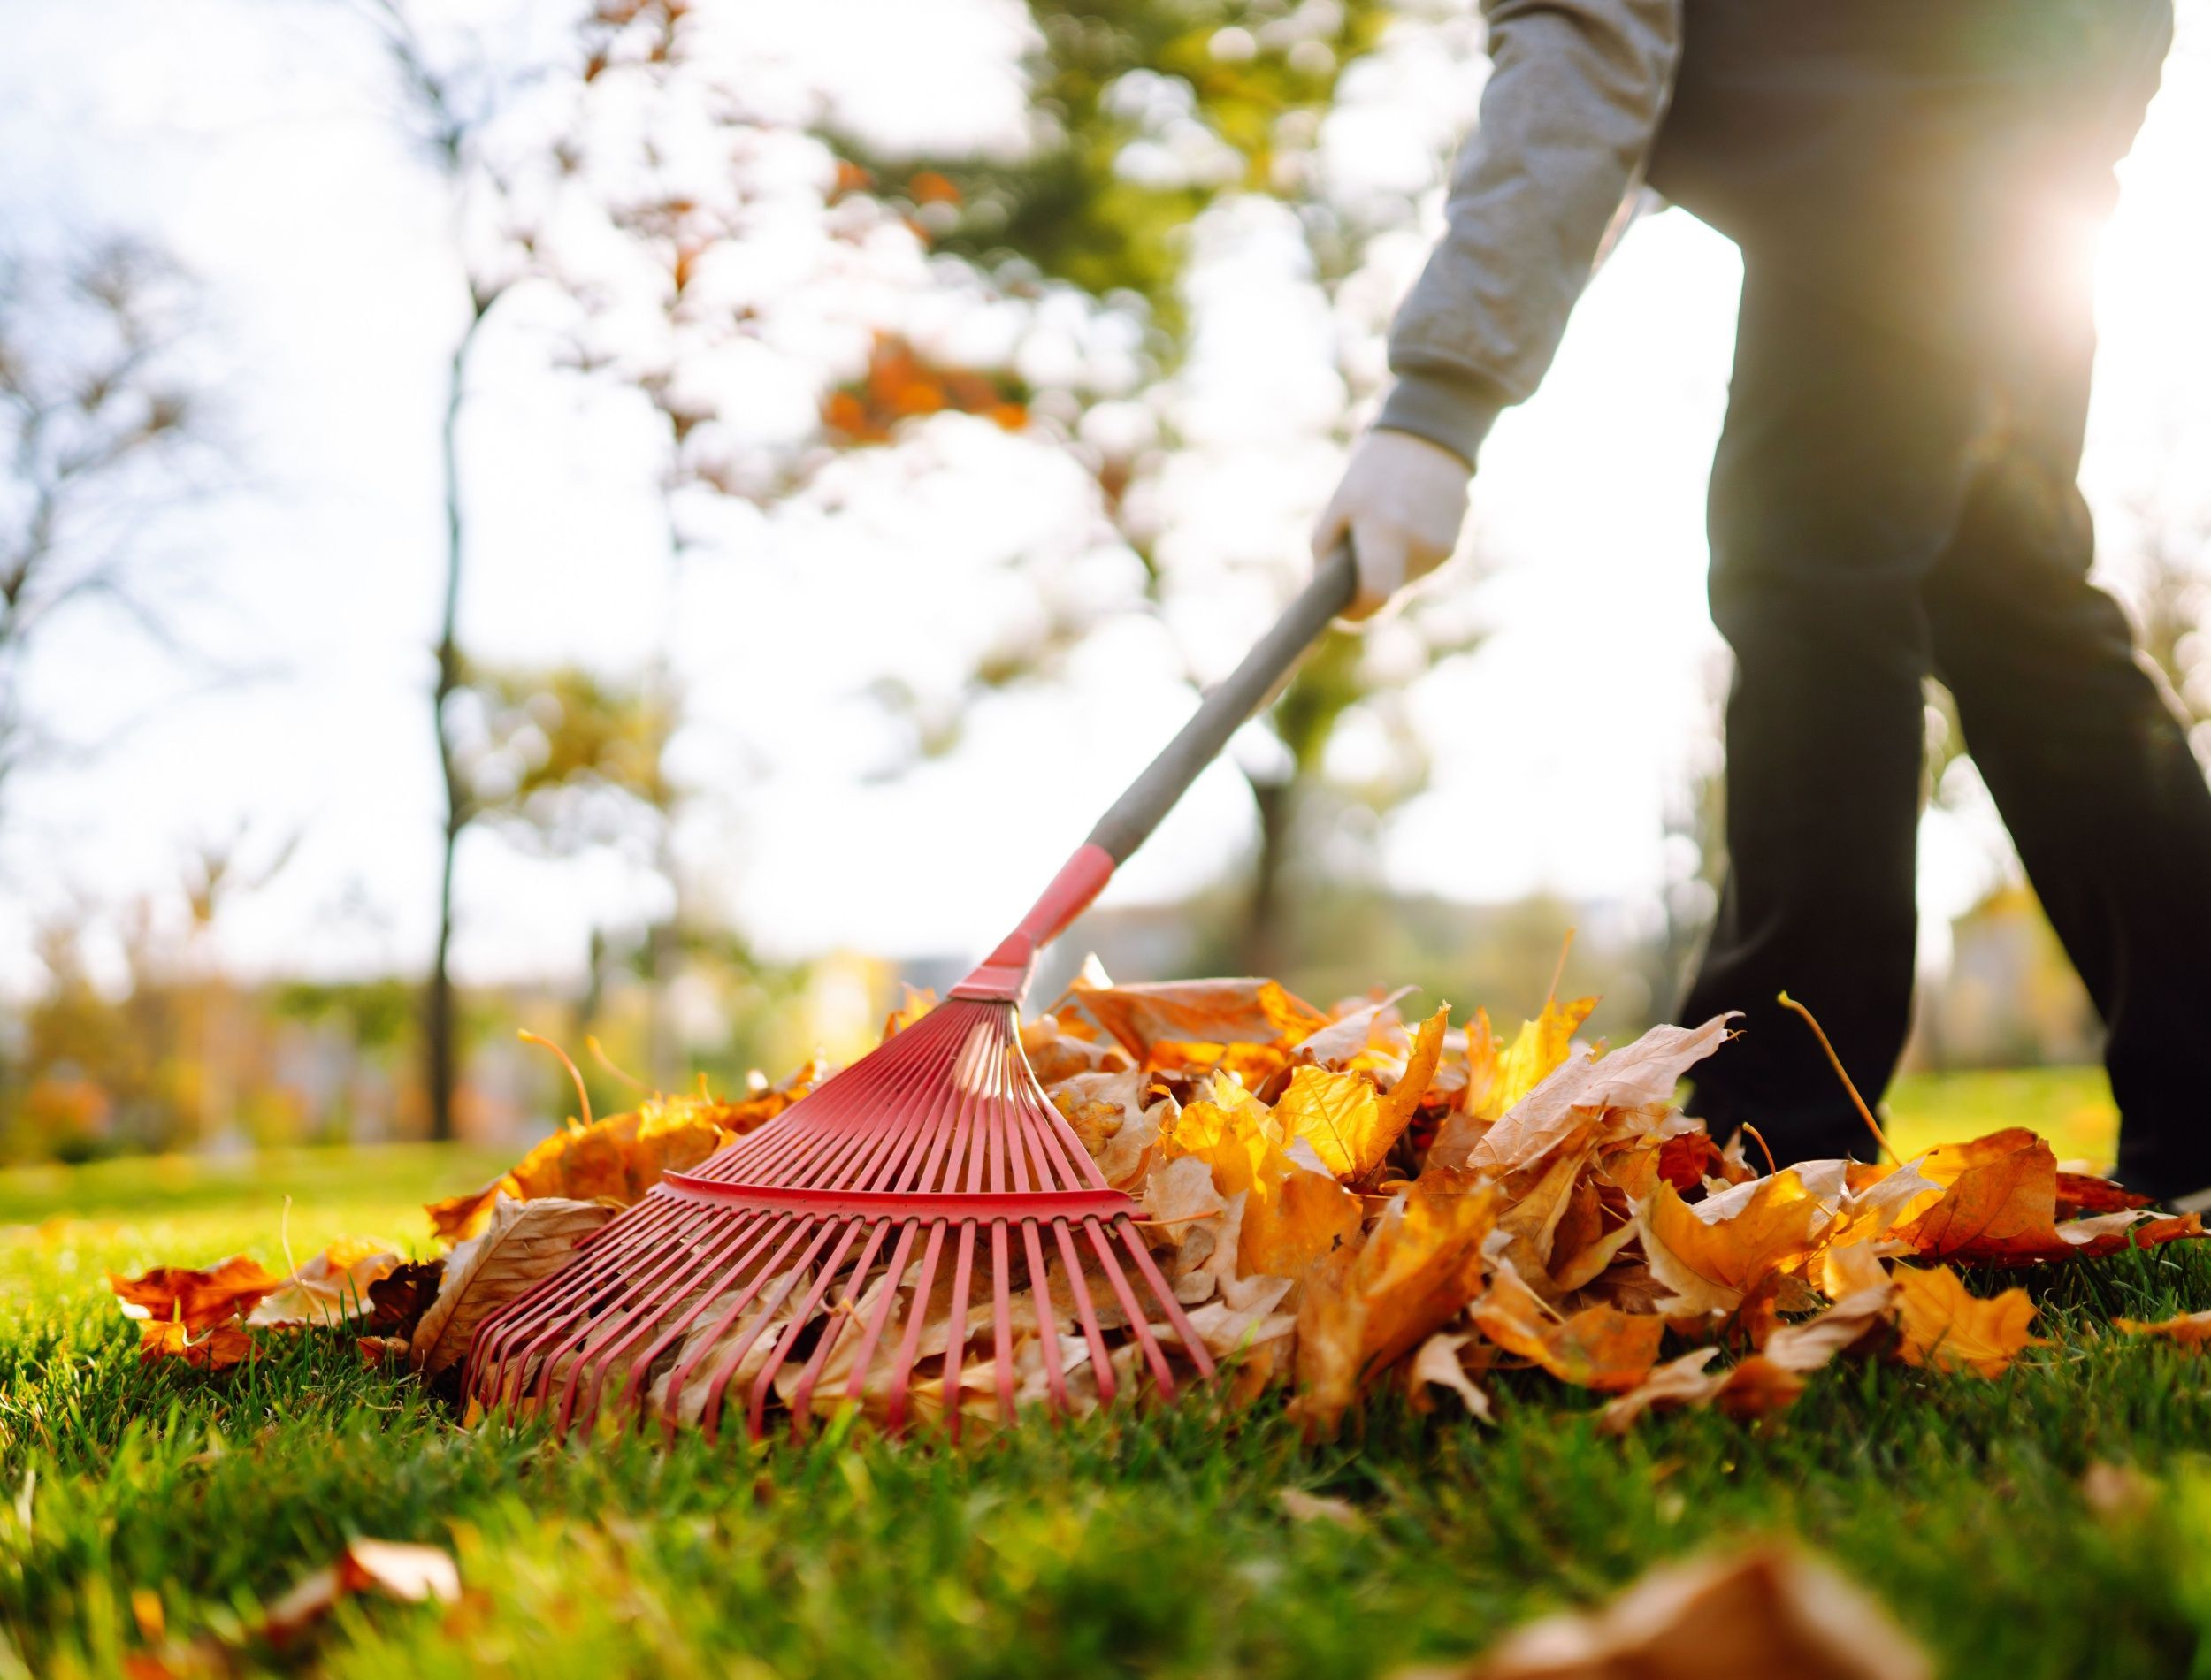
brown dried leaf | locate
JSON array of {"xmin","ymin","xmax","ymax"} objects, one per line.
[
  {"xmin": 248, "ymin": 1239, "xmax": 402, "ymax": 1327},
  {"xmin": 1595, "ymin": 1348, "xmax": 1807, "ymax": 1432},
  {"xmin": 1434, "ymin": 1014, "xmax": 1730, "ymax": 1175},
  {"xmin": 1895, "ymin": 1130, "xmax": 2059, "ymax": 1262},
  {"xmin": 1467, "ymin": 1267, "xmax": 1665, "ymax": 1393},
  {"xmin": 410, "ymin": 1195, "xmax": 615, "ymax": 1379},
  {"xmin": 110, "ymin": 1256, "xmax": 281, "ymax": 1333},
  {"xmin": 1419, "ymin": 1544, "xmax": 1932, "ymax": 1680},
  {"xmin": 1074, "ymin": 977, "xmax": 1329, "ymax": 1067},
  {"xmin": 367, "ymin": 1259, "xmax": 447, "ymax": 1338},
  {"xmin": 1408, "ymin": 1331, "xmax": 1492, "ymax": 1420}
]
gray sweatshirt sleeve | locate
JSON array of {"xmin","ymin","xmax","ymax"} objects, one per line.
[{"xmin": 1376, "ymin": 0, "xmax": 1681, "ymax": 468}]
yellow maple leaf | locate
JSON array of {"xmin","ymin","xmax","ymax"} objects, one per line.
[
  {"xmin": 1475, "ymin": 994, "xmax": 1597, "ymax": 1121},
  {"xmin": 1639, "ymin": 1171, "xmax": 1831, "ymax": 1314},
  {"xmin": 1159, "ymin": 1096, "xmax": 1359, "ymax": 1278},
  {"xmin": 1891, "ymin": 1264, "xmax": 2043, "ymax": 1378}
]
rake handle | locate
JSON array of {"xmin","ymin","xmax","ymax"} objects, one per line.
[
  {"xmin": 1090, "ymin": 539, "xmax": 1358, "ymax": 863},
  {"xmin": 953, "ymin": 543, "xmax": 1357, "ymax": 1001}
]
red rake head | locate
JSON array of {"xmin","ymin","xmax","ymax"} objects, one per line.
[{"xmin": 463, "ymin": 993, "xmax": 1216, "ymax": 1442}]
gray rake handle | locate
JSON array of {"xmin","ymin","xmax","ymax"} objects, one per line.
[{"xmin": 1086, "ymin": 541, "xmax": 1357, "ymax": 865}]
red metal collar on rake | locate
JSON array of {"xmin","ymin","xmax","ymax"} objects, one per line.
[{"xmin": 463, "ymin": 546, "xmax": 1360, "ymax": 1441}]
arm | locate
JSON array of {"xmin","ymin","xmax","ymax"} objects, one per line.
[{"xmin": 1318, "ymin": 0, "xmax": 1681, "ymax": 616}]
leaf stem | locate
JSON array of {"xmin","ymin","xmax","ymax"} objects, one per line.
[
  {"xmin": 1776, "ymin": 992, "xmax": 1894, "ymax": 1163},
  {"xmin": 519, "ymin": 1029, "xmax": 593, "ymax": 1128},
  {"xmin": 1739, "ymin": 1123, "xmax": 1779, "ymax": 1178}
]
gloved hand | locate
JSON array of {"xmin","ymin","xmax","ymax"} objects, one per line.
[{"xmin": 1311, "ymin": 428, "xmax": 1472, "ymax": 621}]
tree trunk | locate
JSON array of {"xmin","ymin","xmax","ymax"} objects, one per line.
[{"xmin": 425, "ymin": 302, "xmax": 489, "ymax": 1143}]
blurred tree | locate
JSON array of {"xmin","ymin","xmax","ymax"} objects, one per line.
[
  {"xmin": 835, "ymin": 0, "xmax": 1491, "ymax": 976},
  {"xmin": 450, "ymin": 656, "xmax": 689, "ymax": 1078},
  {"xmin": 337, "ymin": 0, "xmax": 631, "ymax": 1135},
  {"xmin": 340, "ymin": 0, "xmax": 520, "ymax": 1139},
  {"xmin": 568, "ymin": 0, "xmax": 1492, "ymax": 981},
  {"xmin": 0, "ymin": 240, "xmax": 212, "ymax": 827}
]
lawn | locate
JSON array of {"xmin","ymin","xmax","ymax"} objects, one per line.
[{"xmin": 7, "ymin": 1069, "xmax": 2211, "ymax": 1679}]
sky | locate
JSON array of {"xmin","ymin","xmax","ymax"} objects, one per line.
[{"xmin": 0, "ymin": 0, "xmax": 2206, "ymax": 998}]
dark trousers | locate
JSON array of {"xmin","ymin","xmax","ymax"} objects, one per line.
[{"xmin": 1679, "ymin": 269, "xmax": 2211, "ymax": 1195}]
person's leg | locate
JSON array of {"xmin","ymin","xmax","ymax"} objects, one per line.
[
  {"xmin": 1924, "ymin": 359, "xmax": 2211, "ymax": 1202},
  {"xmin": 1681, "ymin": 271, "xmax": 1988, "ymax": 1164}
]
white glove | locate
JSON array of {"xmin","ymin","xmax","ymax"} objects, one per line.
[{"xmin": 1311, "ymin": 428, "xmax": 1472, "ymax": 622}]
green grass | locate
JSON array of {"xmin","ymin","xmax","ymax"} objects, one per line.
[
  {"xmin": 1888, "ymin": 1063, "xmax": 2121, "ymax": 1170},
  {"xmin": 8, "ymin": 1088, "xmax": 2211, "ymax": 1680}
]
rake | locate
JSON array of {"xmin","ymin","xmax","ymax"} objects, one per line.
[{"xmin": 465, "ymin": 546, "xmax": 1360, "ymax": 1441}]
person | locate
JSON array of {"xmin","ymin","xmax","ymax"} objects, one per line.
[{"xmin": 1312, "ymin": 0, "xmax": 2211, "ymax": 1205}]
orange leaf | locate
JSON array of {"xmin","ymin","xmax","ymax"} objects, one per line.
[
  {"xmin": 263, "ymin": 1538, "xmax": 461, "ymax": 1646},
  {"xmin": 2056, "ymin": 1171, "xmax": 2154, "ymax": 1218},
  {"xmin": 1290, "ymin": 1173, "xmax": 1496, "ymax": 1434},
  {"xmin": 879, "ymin": 984, "xmax": 937, "ymax": 1042},
  {"xmin": 2115, "ymin": 1310, "xmax": 2211, "ymax": 1348},
  {"xmin": 1074, "ymin": 978, "xmax": 1329, "ymax": 1068},
  {"xmin": 426, "ymin": 1086, "xmax": 801, "ymax": 1241},
  {"xmin": 1595, "ymin": 1348, "xmax": 1807, "ymax": 1432},
  {"xmin": 249, "ymin": 1240, "xmax": 402, "ymax": 1327},
  {"xmin": 1467, "ymin": 1266, "xmax": 1664, "ymax": 1392},
  {"xmin": 109, "ymin": 1256, "xmax": 280, "ymax": 1333},
  {"xmin": 1896, "ymin": 1130, "xmax": 2058, "ymax": 1262},
  {"xmin": 137, "ymin": 1318, "xmax": 257, "ymax": 1371},
  {"xmin": 1891, "ymin": 1264, "xmax": 2042, "ymax": 1378},
  {"xmin": 1639, "ymin": 1170, "xmax": 1831, "ymax": 1314},
  {"xmin": 1465, "ymin": 994, "xmax": 1600, "ymax": 1126}
]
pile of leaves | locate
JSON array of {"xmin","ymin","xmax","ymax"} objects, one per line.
[{"xmin": 111, "ymin": 972, "xmax": 2211, "ymax": 1435}]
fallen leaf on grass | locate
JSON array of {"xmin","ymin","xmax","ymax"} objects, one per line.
[
  {"xmin": 249, "ymin": 1239, "xmax": 401, "ymax": 1327},
  {"xmin": 1763, "ymin": 1284, "xmax": 1898, "ymax": 1370},
  {"xmin": 411, "ymin": 1195, "xmax": 614, "ymax": 1379},
  {"xmin": 263, "ymin": 1538, "xmax": 460, "ymax": 1645},
  {"xmin": 1405, "ymin": 1544, "xmax": 1932, "ymax": 1680},
  {"xmin": 136, "ymin": 1319, "xmax": 256, "ymax": 1371},
  {"xmin": 1891, "ymin": 1264, "xmax": 2042, "ymax": 1378},
  {"xmin": 1595, "ymin": 1348, "xmax": 1805, "ymax": 1433},
  {"xmin": 1277, "ymin": 1488, "xmax": 1366, "ymax": 1529},
  {"xmin": 2055, "ymin": 1172, "xmax": 2154, "ymax": 1218},
  {"xmin": 426, "ymin": 1086, "xmax": 806, "ymax": 1241},
  {"xmin": 2114, "ymin": 1310, "xmax": 2211, "ymax": 1348},
  {"xmin": 1467, "ymin": 1267, "xmax": 1664, "ymax": 1393},
  {"xmin": 1895, "ymin": 1130, "xmax": 2058, "ymax": 1262},
  {"xmin": 1408, "ymin": 1331, "xmax": 1492, "ymax": 1420},
  {"xmin": 110, "ymin": 1256, "xmax": 280, "ymax": 1333},
  {"xmin": 2082, "ymin": 1461, "xmax": 2159, "ymax": 1520}
]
